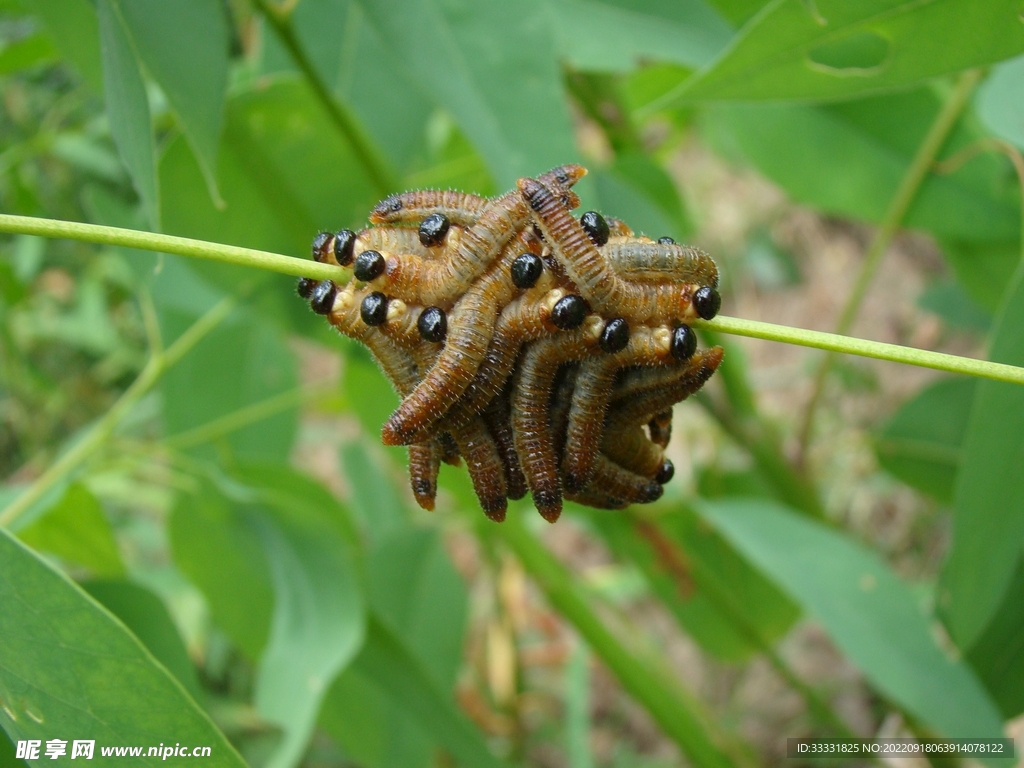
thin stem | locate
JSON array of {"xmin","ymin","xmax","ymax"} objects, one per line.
[
  {"xmin": 796, "ymin": 68, "xmax": 984, "ymax": 462},
  {"xmin": 4, "ymin": 213, "xmax": 1024, "ymax": 387},
  {"xmin": 163, "ymin": 383, "xmax": 330, "ymax": 451},
  {"xmin": 0, "ymin": 214, "xmax": 348, "ymax": 282},
  {"xmin": 252, "ymin": 0, "xmax": 397, "ymax": 196},
  {"xmin": 695, "ymin": 314, "xmax": 1024, "ymax": 386},
  {"xmin": 0, "ymin": 297, "xmax": 235, "ymax": 529},
  {"xmin": 482, "ymin": 514, "xmax": 752, "ymax": 768}
]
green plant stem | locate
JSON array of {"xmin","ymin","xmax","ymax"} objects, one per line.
[
  {"xmin": 4, "ymin": 213, "xmax": 1024, "ymax": 387},
  {"xmin": 796, "ymin": 68, "xmax": 983, "ymax": 461},
  {"xmin": 162, "ymin": 383, "xmax": 331, "ymax": 451},
  {"xmin": 253, "ymin": 0, "xmax": 397, "ymax": 196},
  {"xmin": 0, "ymin": 214, "xmax": 349, "ymax": 282},
  {"xmin": 0, "ymin": 297, "xmax": 235, "ymax": 529},
  {"xmin": 695, "ymin": 314, "xmax": 1024, "ymax": 386},
  {"xmin": 483, "ymin": 514, "xmax": 752, "ymax": 768}
]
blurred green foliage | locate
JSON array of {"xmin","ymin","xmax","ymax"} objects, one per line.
[{"xmin": 2, "ymin": 0, "xmax": 1024, "ymax": 766}]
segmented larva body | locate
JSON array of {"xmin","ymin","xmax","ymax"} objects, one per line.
[{"xmin": 300, "ymin": 165, "xmax": 724, "ymax": 522}]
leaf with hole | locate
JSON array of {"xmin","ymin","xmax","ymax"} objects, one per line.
[
  {"xmin": 677, "ymin": 0, "xmax": 1024, "ymax": 102},
  {"xmin": 701, "ymin": 88, "xmax": 1021, "ymax": 244}
]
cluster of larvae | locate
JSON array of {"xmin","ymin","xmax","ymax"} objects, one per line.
[{"xmin": 298, "ymin": 165, "xmax": 723, "ymax": 523}]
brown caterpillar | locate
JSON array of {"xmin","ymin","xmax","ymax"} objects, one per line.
[{"xmin": 299, "ymin": 166, "xmax": 723, "ymax": 522}]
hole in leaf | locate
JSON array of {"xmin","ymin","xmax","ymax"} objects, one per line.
[{"xmin": 807, "ymin": 31, "xmax": 890, "ymax": 74}]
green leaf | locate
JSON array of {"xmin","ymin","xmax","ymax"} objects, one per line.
[
  {"xmin": 169, "ymin": 482, "xmax": 274, "ymax": 660},
  {"xmin": 875, "ymin": 378, "xmax": 976, "ymax": 503},
  {"xmin": 366, "ymin": 527, "xmax": 467, "ymax": 686},
  {"xmin": 701, "ymin": 88, "xmax": 1021, "ymax": 243},
  {"xmin": 260, "ymin": 0, "xmax": 434, "ymax": 172},
  {"xmin": 0, "ymin": 32, "xmax": 56, "ymax": 75},
  {"xmin": 357, "ymin": 0, "xmax": 578, "ymax": 187},
  {"xmin": 340, "ymin": 439, "xmax": 407, "ymax": 543},
  {"xmin": 160, "ymin": 78, "xmax": 377, "ymax": 263},
  {"xmin": 347, "ymin": 616, "xmax": 512, "ymax": 768},
  {"xmin": 965, "ymin": 558, "xmax": 1024, "ymax": 718},
  {"xmin": 250, "ymin": 499, "xmax": 364, "ymax": 768},
  {"xmin": 978, "ymin": 54, "xmax": 1024, "ymax": 150},
  {"xmin": 589, "ymin": 510, "xmax": 799, "ymax": 662},
  {"xmin": 322, "ymin": 526, "xmax": 469, "ymax": 767},
  {"xmin": 118, "ymin": 0, "xmax": 229, "ymax": 204},
  {"xmin": 916, "ymin": 280, "xmax": 992, "ymax": 332},
  {"xmin": 941, "ymin": 238, "xmax": 1022, "ymax": 313},
  {"xmin": 172, "ymin": 468, "xmax": 364, "ymax": 768},
  {"xmin": 547, "ymin": 0, "xmax": 732, "ymax": 72},
  {"xmin": 940, "ymin": 268, "xmax": 1024, "ymax": 648},
  {"xmin": 24, "ymin": 0, "xmax": 102, "ymax": 89},
  {"xmin": 698, "ymin": 499, "xmax": 1005, "ymax": 744},
  {"xmin": 16, "ymin": 483, "xmax": 125, "ymax": 577},
  {"xmin": 0, "ymin": 528, "xmax": 245, "ymax": 766},
  {"xmin": 565, "ymin": 645, "xmax": 594, "ymax": 768},
  {"xmin": 97, "ymin": 0, "xmax": 159, "ymax": 229},
  {"xmin": 81, "ymin": 579, "xmax": 202, "ymax": 702},
  {"xmin": 678, "ymin": 0, "xmax": 1024, "ymax": 102},
  {"xmin": 159, "ymin": 305, "xmax": 298, "ymax": 463}
]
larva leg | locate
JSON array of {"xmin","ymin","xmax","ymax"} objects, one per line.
[{"xmin": 512, "ymin": 321, "xmax": 603, "ymax": 522}]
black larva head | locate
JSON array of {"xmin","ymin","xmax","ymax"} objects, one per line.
[
  {"xmin": 656, "ymin": 460, "xmax": 675, "ymax": 485},
  {"xmin": 599, "ymin": 317, "xmax": 629, "ymax": 353},
  {"xmin": 657, "ymin": 236, "xmax": 676, "ymax": 245},
  {"xmin": 310, "ymin": 280, "xmax": 336, "ymax": 315},
  {"xmin": 580, "ymin": 211, "xmax": 609, "ymax": 246},
  {"xmin": 418, "ymin": 213, "xmax": 450, "ymax": 247},
  {"xmin": 693, "ymin": 286, "xmax": 722, "ymax": 320},
  {"xmin": 551, "ymin": 294, "xmax": 588, "ymax": 330},
  {"xmin": 312, "ymin": 231, "xmax": 332, "ymax": 262},
  {"xmin": 671, "ymin": 325, "xmax": 697, "ymax": 360},
  {"xmin": 417, "ymin": 306, "xmax": 447, "ymax": 342},
  {"xmin": 333, "ymin": 229, "xmax": 357, "ymax": 266},
  {"xmin": 511, "ymin": 252, "xmax": 543, "ymax": 289},
  {"xmin": 360, "ymin": 292, "xmax": 388, "ymax": 325},
  {"xmin": 354, "ymin": 250, "xmax": 385, "ymax": 282},
  {"xmin": 296, "ymin": 277, "xmax": 317, "ymax": 299}
]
